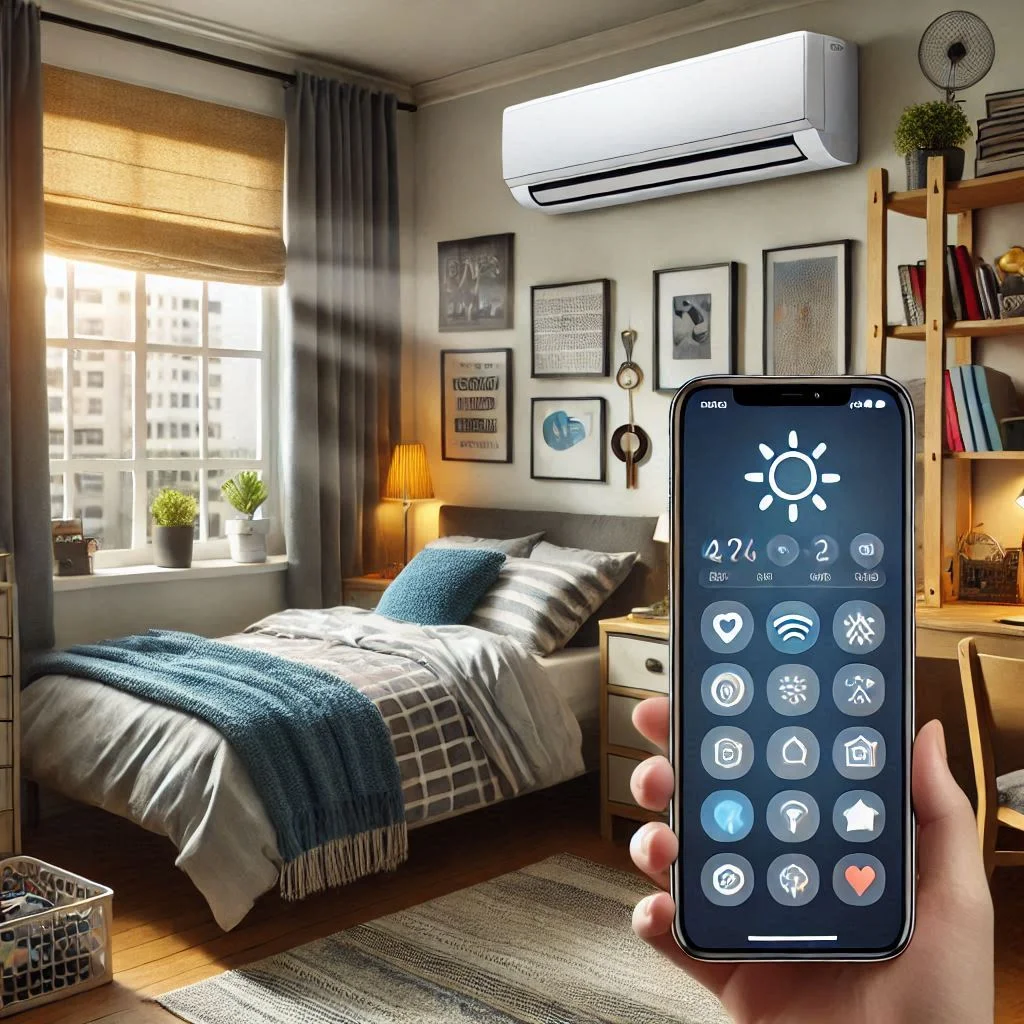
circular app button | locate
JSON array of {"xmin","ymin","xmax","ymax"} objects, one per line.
[
  {"xmin": 700, "ymin": 853, "xmax": 754, "ymax": 907},
  {"xmin": 700, "ymin": 790, "xmax": 754, "ymax": 843},
  {"xmin": 766, "ymin": 601, "xmax": 820, "ymax": 655},
  {"xmin": 766, "ymin": 664, "xmax": 820, "ymax": 716},
  {"xmin": 833, "ymin": 600, "xmax": 885, "ymax": 655},
  {"xmin": 766, "ymin": 534, "xmax": 800, "ymax": 567},
  {"xmin": 701, "ymin": 726, "xmax": 755, "ymax": 780},
  {"xmin": 767, "ymin": 853, "xmax": 820, "ymax": 907},
  {"xmin": 701, "ymin": 664, "xmax": 754, "ymax": 716},
  {"xmin": 832, "ymin": 664, "xmax": 885, "ymax": 716},
  {"xmin": 766, "ymin": 726, "xmax": 820, "ymax": 781},
  {"xmin": 833, "ymin": 790, "xmax": 886, "ymax": 843},
  {"xmin": 850, "ymin": 533, "xmax": 884, "ymax": 570},
  {"xmin": 766, "ymin": 790, "xmax": 820, "ymax": 843},
  {"xmin": 833, "ymin": 853, "xmax": 886, "ymax": 906},
  {"xmin": 701, "ymin": 601, "xmax": 755, "ymax": 655},
  {"xmin": 810, "ymin": 534, "xmax": 839, "ymax": 566},
  {"xmin": 832, "ymin": 726, "xmax": 887, "ymax": 781}
]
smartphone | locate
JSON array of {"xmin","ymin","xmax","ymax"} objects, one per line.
[{"xmin": 669, "ymin": 376, "xmax": 914, "ymax": 961}]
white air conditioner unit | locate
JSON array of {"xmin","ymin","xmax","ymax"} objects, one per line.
[{"xmin": 502, "ymin": 31, "xmax": 858, "ymax": 214}]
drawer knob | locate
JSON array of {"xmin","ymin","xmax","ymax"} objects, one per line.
[{"xmin": 644, "ymin": 657, "xmax": 664, "ymax": 674}]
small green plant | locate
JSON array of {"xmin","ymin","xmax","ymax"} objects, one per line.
[
  {"xmin": 894, "ymin": 101, "xmax": 972, "ymax": 156},
  {"xmin": 221, "ymin": 471, "xmax": 268, "ymax": 518},
  {"xmin": 151, "ymin": 488, "xmax": 198, "ymax": 528}
]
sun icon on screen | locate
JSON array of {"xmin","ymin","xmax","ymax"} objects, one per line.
[{"xmin": 743, "ymin": 430, "xmax": 840, "ymax": 523}]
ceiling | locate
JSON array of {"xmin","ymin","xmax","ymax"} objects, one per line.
[{"xmin": 106, "ymin": 0, "xmax": 716, "ymax": 85}]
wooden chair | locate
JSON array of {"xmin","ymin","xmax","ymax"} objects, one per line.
[{"xmin": 957, "ymin": 637, "xmax": 1024, "ymax": 878}]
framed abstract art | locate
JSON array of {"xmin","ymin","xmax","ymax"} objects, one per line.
[
  {"xmin": 530, "ymin": 396, "xmax": 606, "ymax": 482},
  {"xmin": 530, "ymin": 278, "xmax": 611, "ymax": 377},
  {"xmin": 440, "ymin": 348, "xmax": 513, "ymax": 463}
]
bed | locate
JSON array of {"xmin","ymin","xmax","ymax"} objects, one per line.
[{"xmin": 22, "ymin": 506, "xmax": 664, "ymax": 930}]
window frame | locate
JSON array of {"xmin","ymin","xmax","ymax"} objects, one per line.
[{"xmin": 47, "ymin": 260, "xmax": 275, "ymax": 568}]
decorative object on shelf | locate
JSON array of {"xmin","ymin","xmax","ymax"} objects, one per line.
[
  {"xmin": 384, "ymin": 441, "xmax": 435, "ymax": 567},
  {"xmin": 995, "ymin": 246, "xmax": 1024, "ymax": 318},
  {"xmin": 975, "ymin": 90, "xmax": 1024, "ymax": 177},
  {"xmin": 51, "ymin": 520, "xmax": 96, "ymax": 577},
  {"xmin": 611, "ymin": 327, "xmax": 650, "ymax": 489},
  {"xmin": 630, "ymin": 513, "xmax": 670, "ymax": 620},
  {"xmin": 150, "ymin": 489, "xmax": 197, "ymax": 569},
  {"xmin": 437, "ymin": 233, "xmax": 513, "ymax": 331},
  {"xmin": 440, "ymin": 348, "xmax": 512, "ymax": 463},
  {"xmin": 221, "ymin": 471, "xmax": 270, "ymax": 564},
  {"xmin": 763, "ymin": 240, "xmax": 851, "ymax": 375},
  {"xmin": 956, "ymin": 527, "xmax": 1021, "ymax": 603},
  {"xmin": 894, "ymin": 101, "xmax": 972, "ymax": 189},
  {"xmin": 530, "ymin": 278, "xmax": 611, "ymax": 377},
  {"xmin": 653, "ymin": 263, "xmax": 737, "ymax": 392},
  {"xmin": 530, "ymin": 396, "xmax": 606, "ymax": 482}
]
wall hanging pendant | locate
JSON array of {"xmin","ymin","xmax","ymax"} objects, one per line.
[{"xmin": 611, "ymin": 327, "xmax": 650, "ymax": 489}]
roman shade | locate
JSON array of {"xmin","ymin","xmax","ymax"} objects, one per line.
[{"xmin": 42, "ymin": 65, "xmax": 285, "ymax": 285}]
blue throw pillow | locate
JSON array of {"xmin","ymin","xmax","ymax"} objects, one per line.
[{"xmin": 375, "ymin": 548, "xmax": 506, "ymax": 626}]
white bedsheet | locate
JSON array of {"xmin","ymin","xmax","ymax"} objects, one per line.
[{"xmin": 535, "ymin": 647, "xmax": 600, "ymax": 769}]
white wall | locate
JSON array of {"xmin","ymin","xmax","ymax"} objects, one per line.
[{"xmin": 409, "ymin": 0, "xmax": 1024, "ymax": 550}]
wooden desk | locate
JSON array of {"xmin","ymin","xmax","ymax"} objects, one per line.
[{"xmin": 917, "ymin": 603, "xmax": 1024, "ymax": 660}]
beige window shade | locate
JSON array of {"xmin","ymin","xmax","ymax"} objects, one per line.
[{"xmin": 43, "ymin": 65, "xmax": 285, "ymax": 285}]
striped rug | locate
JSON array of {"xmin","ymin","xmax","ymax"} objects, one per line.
[{"xmin": 157, "ymin": 853, "xmax": 730, "ymax": 1024}]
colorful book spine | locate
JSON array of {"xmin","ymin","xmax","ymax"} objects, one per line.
[
  {"xmin": 972, "ymin": 365, "xmax": 1004, "ymax": 452},
  {"xmin": 949, "ymin": 366, "xmax": 976, "ymax": 451},
  {"xmin": 961, "ymin": 364, "xmax": 991, "ymax": 450},
  {"xmin": 908, "ymin": 265, "xmax": 925, "ymax": 325},
  {"xmin": 945, "ymin": 246, "xmax": 964, "ymax": 321},
  {"xmin": 955, "ymin": 246, "xmax": 984, "ymax": 321},
  {"xmin": 897, "ymin": 265, "xmax": 916, "ymax": 325},
  {"xmin": 944, "ymin": 370, "xmax": 965, "ymax": 452}
]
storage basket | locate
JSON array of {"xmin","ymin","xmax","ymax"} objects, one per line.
[
  {"xmin": 0, "ymin": 857, "xmax": 112, "ymax": 1017},
  {"xmin": 957, "ymin": 529, "xmax": 1022, "ymax": 604}
]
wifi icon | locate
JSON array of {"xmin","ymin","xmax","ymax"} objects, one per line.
[{"xmin": 767, "ymin": 601, "xmax": 820, "ymax": 654}]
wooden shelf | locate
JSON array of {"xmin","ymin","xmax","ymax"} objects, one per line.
[
  {"xmin": 946, "ymin": 451, "xmax": 1024, "ymax": 460},
  {"xmin": 888, "ymin": 168, "xmax": 1024, "ymax": 218},
  {"xmin": 888, "ymin": 317, "xmax": 1024, "ymax": 340},
  {"xmin": 917, "ymin": 601, "xmax": 1024, "ymax": 634}
]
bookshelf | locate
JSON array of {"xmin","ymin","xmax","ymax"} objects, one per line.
[{"xmin": 867, "ymin": 157, "xmax": 1024, "ymax": 613}]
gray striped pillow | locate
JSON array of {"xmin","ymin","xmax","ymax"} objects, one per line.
[{"xmin": 467, "ymin": 556, "xmax": 625, "ymax": 656}]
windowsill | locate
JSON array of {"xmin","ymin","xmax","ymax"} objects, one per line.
[{"xmin": 53, "ymin": 554, "xmax": 288, "ymax": 591}]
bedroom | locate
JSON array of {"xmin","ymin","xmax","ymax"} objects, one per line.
[{"xmin": 0, "ymin": 0, "xmax": 1021, "ymax": 1021}]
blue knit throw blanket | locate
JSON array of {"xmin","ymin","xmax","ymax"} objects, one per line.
[{"xmin": 27, "ymin": 630, "xmax": 407, "ymax": 899}]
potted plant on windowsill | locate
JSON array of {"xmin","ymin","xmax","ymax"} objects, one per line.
[
  {"xmin": 894, "ymin": 100, "xmax": 973, "ymax": 189},
  {"xmin": 221, "ymin": 471, "xmax": 270, "ymax": 564},
  {"xmin": 151, "ymin": 489, "xmax": 198, "ymax": 569}
]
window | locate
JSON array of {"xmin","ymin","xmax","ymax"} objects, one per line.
[{"xmin": 45, "ymin": 256, "xmax": 271, "ymax": 564}]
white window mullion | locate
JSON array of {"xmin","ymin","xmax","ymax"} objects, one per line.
[
  {"xmin": 63, "ymin": 263, "xmax": 74, "ymax": 467},
  {"xmin": 198, "ymin": 281, "xmax": 211, "ymax": 542},
  {"xmin": 132, "ymin": 271, "xmax": 148, "ymax": 550}
]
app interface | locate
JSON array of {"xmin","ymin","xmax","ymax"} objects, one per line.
[{"xmin": 677, "ymin": 384, "xmax": 909, "ymax": 955}]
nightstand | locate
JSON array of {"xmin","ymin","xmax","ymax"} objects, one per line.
[
  {"xmin": 342, "ymin": 575, "xmax": 391, "ymax": 610},
  {"xmin": 599, "ymin": 615, "xmax": 669, "ymax": 841}
]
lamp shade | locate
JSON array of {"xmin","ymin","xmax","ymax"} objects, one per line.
[
  {"xmin": 1017, "ymin": 486, "xmax": 1024, "ymax": 511},
  {"xmin": 384, "ymin": 442, "xmax": 434, "ymax": 501},
  {"xmin": 653, "ymin": 513, "xmax": 670, "ymax": 544}
]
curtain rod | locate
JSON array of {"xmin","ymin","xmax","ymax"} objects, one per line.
[{"xmin": 39, "ymin": 10, "xmax": 418, "ymax": 111}]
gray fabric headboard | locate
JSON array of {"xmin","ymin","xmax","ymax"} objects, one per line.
[{"xmin": 438, "ymin": 504, "xmax": 665, "ymax": 647}]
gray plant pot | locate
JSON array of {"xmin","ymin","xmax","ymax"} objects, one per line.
[
  {"xmin": 905, "ymin": 147, "xmax": 965, "ymax": 190},
  {"xmin": 154, "ymin": 525, "xmax": 195, "ymax": 569}
]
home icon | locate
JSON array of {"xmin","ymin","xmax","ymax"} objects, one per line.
[
  {"xmin": 842, "ymin": 798, "xmax": 879, "ymax": 833},
  {"xmin": 781, "ymin": 736, "xmax": 808, "ymax": 765},
  {"xmin": 844, "ymin": 735, "xmax": 878, "ymax": 769}
]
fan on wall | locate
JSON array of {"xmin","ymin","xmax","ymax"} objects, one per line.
[{"xmin": 918, "ymin": 10, "xmax": 994, "ymax": 102}]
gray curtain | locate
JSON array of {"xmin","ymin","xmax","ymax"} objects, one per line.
[
  {"xmin": 0, "ymin": 0, "xmax": 53, "ymax": 652},
  {"xmin": 284, "ymin": 74, "xmax": 401, "ymax": 608}
]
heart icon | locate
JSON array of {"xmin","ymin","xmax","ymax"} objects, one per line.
[
  {"xmin": 844, "ymin": 864, "xmax": 876, "ymax": 897},
  {"xmin": 713, "ymin": 613, "xmax": 743, "ymax": 644}
]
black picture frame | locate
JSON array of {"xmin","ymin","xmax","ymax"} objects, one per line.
[
  {"xmin": 653, "ymin": 262, "xmax": 738, "ymax": 393},
  {"xmin": 530, "ymin": 396, "xmax": 607, "ymax": 483},
  {"xmin": 762, "ymin": 239, "xmax": 853, "ymax": 375},
  {"xmin": 440, "ymin": 348, "xmax": 513, "ymax": 463},
  {"xmin": 530, "ymin": 278, "xmax": 612, "ymax": 378},
  {"xmin": 437, "ymin": 233, "xmax": 514, "ymax": 332}
]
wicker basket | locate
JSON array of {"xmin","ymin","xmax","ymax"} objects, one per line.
[{"xmin": 0, "ymin": 857, "xmax": 112, "ymax": 1017}]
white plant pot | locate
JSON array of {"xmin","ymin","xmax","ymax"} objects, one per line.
[{"xmin": 226, "ymin": 518, "xmax": 271, "ymax": 564}]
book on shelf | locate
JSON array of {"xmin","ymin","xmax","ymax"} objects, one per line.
[
  {"xmin": 898, "ymin": 265, "xmax": 916, "ymax": 325},
  {"xmin": 973, "ymin": 365, "xmax": 1020, "ymax": 451},
  {"xmin": 943, "ymin": 365, "xmax": 1021, "ymax": 452},
  {"xmin": 976, "ymin": 151, "xmax": 1024, "ymax": 177},
  {"xmin": 944, "ymin": 246, "xmax": 964, "ymax": 321},
  {"xmin": 986, "ymin": 87, "xmax": 1024, "ymax": 118},
  {"xmin": 948, "ymin": 366, "xmax": 977, "ymax": 451},
  {"xmin": 953, "ymin": 246, "xmax": 984, "ymax": 320},
  {"xmin": 943, "ymin": 370, "xmax": 965, "ymax": 452}
]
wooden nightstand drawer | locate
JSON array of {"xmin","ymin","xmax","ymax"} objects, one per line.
[
  {"xmin": 606, "ymin": 753, "xmax": 643, "ymax": 807},
  {"xmin": 0, "ymin": 589, "xmax": 10, "ymax": 639},
  {"xmin": 0, "ymin": 722, "xmax": 14, "ymax": 766},
  {"xmin": 607, "ymin": 634, "xmax": 668, "ymax": 694},
  {"xmin": 0, "ymin": 678, "xmax": 13, "ymax": 721},
  {"xmin": 0, "ymin": 640, "xmax": 10, "ymax": 677},
  {"xmin": 607, "ymin": 693, "xmax": 661, "ymax": 755}
]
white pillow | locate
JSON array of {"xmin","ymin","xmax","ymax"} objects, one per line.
[{"xmin": 427, "ymin": 532, "xmax": 543, "ymax": 558}]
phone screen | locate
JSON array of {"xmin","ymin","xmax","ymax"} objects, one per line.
[{"xmin": 671, "ymin": 378, "xmax": 913, "ymax": 959}]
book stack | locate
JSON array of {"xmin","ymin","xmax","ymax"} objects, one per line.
[
  {"xmin": 943, "ymin": 365, "xmax": 1020, "ymax": 452},
  {"xmin": 897, "ymin": 246, "xmax": 1001, "ymax": 326},
  {"xmin": 976, "ymin": 88, "xmax": 1024, "ymax": 178}
]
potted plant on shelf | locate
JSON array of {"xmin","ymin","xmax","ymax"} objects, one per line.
[
  {"xmin": 221, "ymin": 471, "xmax": 270, "ymax": 564},
  {"xmin": 151, "ymin": 489, "xmax": 198, "ymax": 569},
  {"xmin": 894, "ymin": 100, "xmax": 973, "ymax": 189}
]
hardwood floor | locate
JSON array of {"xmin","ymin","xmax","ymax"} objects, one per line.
[{"xmin": 10, "ymin": 779, "xmax": 1024, "ymax": 1023}]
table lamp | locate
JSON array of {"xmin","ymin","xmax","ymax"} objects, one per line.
[
  {"xmin": 630, "ymin": 513, "xmax": 670, "ymax": 620},
  {"xmin": 384, "ymin": 441, "xmax": 434, "ymax": 566}
]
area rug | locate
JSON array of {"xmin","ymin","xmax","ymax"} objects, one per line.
[{"xmin": 157, "ymin": 853, "xmax": 730, "ymax": 1024}]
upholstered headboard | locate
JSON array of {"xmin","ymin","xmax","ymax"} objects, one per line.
[{"xmin": 438, "ymin": 504, "xmax": 666, "ymax": 647}]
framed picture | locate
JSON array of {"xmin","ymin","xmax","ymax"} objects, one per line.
[
  {"xmin": 653, "ymin": 262, "xmax": 738, "ymax": 392},
  {"xmin": 763, "ymin": 240, "xmax": 852, "ymax": 375},
  {"xmin": 531, "ymin": 278, "xmax": 611, "ymax": 377},
  {"xmin": 440, "ymin": 348, "xmax": 513, "ymax": 463},
  {"xmin": 530, "ymin": 396, "xmax": 606, "ymax": 482},
  {"xmin": 438, "ymin": 233, "xmax": 514, "ymax": 331}
]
